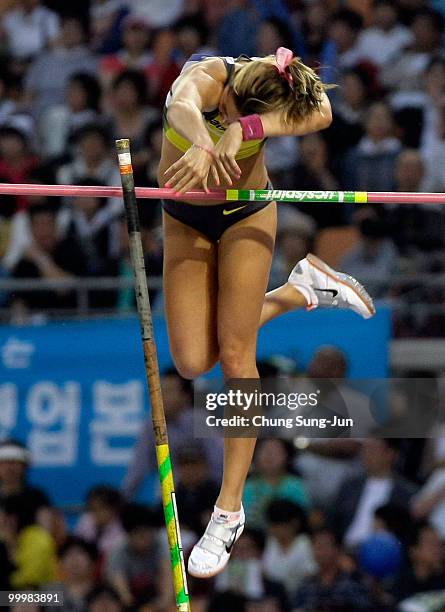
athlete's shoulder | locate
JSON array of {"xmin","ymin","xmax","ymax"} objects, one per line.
[{"xmin": 182, "ymin": 55, "xmax": 229, "ymax": 81}]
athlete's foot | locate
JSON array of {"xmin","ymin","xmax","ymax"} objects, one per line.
[
  {"xmin": 188, "ymin": 506, "xmax": 245, "ymax": 578},
  {"xmin": 288, "ymin": 253, "xmax": 375, "ymax": 319}
]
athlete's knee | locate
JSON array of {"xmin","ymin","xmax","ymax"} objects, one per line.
[
  {"xmin": 219, "ymin": 342, "xmax": 256, "ymax": 379},
  {"xmin": 172, "ymin": 350, "xmax": 217, "ymax": 380}
]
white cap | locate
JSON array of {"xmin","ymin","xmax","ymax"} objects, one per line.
[{"xmin": 0, "ymin": 444, "xmax": 30, "ymax": 463}]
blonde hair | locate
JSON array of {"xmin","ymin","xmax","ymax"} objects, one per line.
[{"xmin": 231, "ymin": 55, "xmax": 333, "ymax": 124}]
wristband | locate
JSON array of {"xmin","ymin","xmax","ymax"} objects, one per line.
[
  {"xmin": 192, "ymin": 143, "xmax": 215, "ymax": 159},
  {"xmin": 238, "ymin": 114, "xmax": 264, "ymax": 141}
]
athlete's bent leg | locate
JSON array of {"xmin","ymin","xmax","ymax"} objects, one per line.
[
  {"xmin": 163, "ymin": 212, "xmax": 219, "ymax": 379},
  {"xmin": 260, "ymin": 253, "xmax": 375, "ymax": 326},
  {"xmin": 216, "ymin": 203, "xmax": 276, "ymax": 511}
]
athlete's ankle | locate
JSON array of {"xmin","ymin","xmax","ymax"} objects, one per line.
[
  {"xmin": 213, "ymin": 504, "xmax": 244, "ymax": 524},
  {"xmin": 214, "ymin": 496, "xmax": 243, "ymax": 514}
]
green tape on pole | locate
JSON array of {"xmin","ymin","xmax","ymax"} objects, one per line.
[
  {"xmin": 164, "ymin": 499, "xmax": 174, "ymax": 526},
  {"xmin": 159, "ymin": 454, "xmax": 172, "ymax": 482},
  {"xmin": 170, "ymin": 544, "xmax": 181, "ymax": 567},
  {"xmin": 177, "ymin": 588, "xmax": 189, "ymax": 604}
]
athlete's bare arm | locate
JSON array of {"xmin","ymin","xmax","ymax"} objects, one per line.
[
  {"xmin": 166, "ymin": 59, "xmax": 225, "ymax": 147},
  {"xmin": 164, "ymin": 59, "xmax": 240, "ymax": 193},
  {"xmin": 260, "ymin": 92, "xmax": 333, "ymax": 136}
]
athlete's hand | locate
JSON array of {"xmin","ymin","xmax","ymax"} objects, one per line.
[
  {"xmin": 164, "ymin": 144, "xmax": 219, "ymax": 194},
  {"xmin": 212, "ymin": 122, "xmax": 243, "ymax": 184}
]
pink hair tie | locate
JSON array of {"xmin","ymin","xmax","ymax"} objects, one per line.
[
  {"xmin": 275, "ymin": 46, "xmax": 294, "ymax": 89},
  {"xmin": 238, "ymin": 114, "xmax": 264, "ymax": 141}
]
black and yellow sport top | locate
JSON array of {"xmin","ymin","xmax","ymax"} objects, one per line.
[{"xmin": 163, "ymin": 54, "xmax": 266, "ymax": 160}]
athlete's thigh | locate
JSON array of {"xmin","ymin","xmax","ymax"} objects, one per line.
[
  {"xmin": 163, "ymin": 211, "xmax": 218, "ymax": 373},
  {"xmin": 217, "ymin": 203, "xmax": 277, "ymax": 348}
]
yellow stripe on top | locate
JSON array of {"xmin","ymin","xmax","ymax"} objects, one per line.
[{"xmin": 164, "ymin": 122, "xmax": 264, "ymax": 160}]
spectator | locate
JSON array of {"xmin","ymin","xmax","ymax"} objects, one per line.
[
  {"xmin": 99, "ymin": 15, "xmax": 152, "ymax": 88},
  {"xmin": 40, "ymin": 73, "xmax": 102, "ymax": 158},
  {"xmin": 86, "ymin": 585, "xmax": 123, "ymax": 612},
  {"xmin": 0, "ymin": 440, "xmax": 53, "ymax": 544},
  {"xmin": 215, "ymin": 528, "xmax": 288, "ymax": 610},
  {"xmin": 243, "ymin": 440, "xmax": 310, "ymax": 530},
  {"xmin": 122, "ymin": 368, "xmax": 223, "ymax": 499},
  {"xmin": 107, "ymin": 70, "xmax": 157, "ymax": 170},
  {"xmin": 392, "ymin": 523, "xmax": 445, "ymax": 602},
  {"xmin": 412, "ymin": 462, "xmax": 445, "ymax": 539},
  {"xmin": 374, "ymin": 502, "xmax": 414, "ymax": 547},
  {"xmin": 332, "ymin": 439, "xmax": 418, "ymax": 547},
  {"xmin": 387, "ymin": 148, "xmax": 445, "ymax": 253},
  {"xmin": 420, "ymin": 58, "xmax": 445, "ymax": 185},
  {"xmin": 300, "ymin": 0, "xmax": 332, "ymax": 66},
  {"xmin": 344, "ymin": 102, "xmax": 401, "ymax": 191},
  {"xmin": 145, "ymin": 28, "xmax": 181, "ymax": 108},
  {"xmin": 339, "ymin": 209, "xmax": 399, "ymax": 297},
  {"xmin": 381, "ymin": 7, "xmax": 445, "ymax": 92},
  {"xmin": 2, "ymin": 0, "xmax": 60, "ymax": 62},
  {"xmin": 10, "ymin": 203, "xmax": 88, "ymax": 313},
  {"xmin": 263, "ymin": 500, "xmax": 316, "ymax": 599},
  {"xmin": 324, "ymin": 67, "xmax": 370, "ymax": 164},
  {"xmin": 0, "ymin": 127, "xmax": 39, "ymax": 213},
  {"xmin": 90, "ymin": 0, "xmax": 129, "ymax": 54},
  {"xmin": 270, "ymin": 212, "xmax": 316, "ymax": 288},
  {"xmin": 321, "ymin": 8, "xmax": 364, "ymax": 83},
  {"xmin": 75, "ymin": 485, "xmax": 125, "ymax": 561},
  {"xmin": 264, "ymin": 134, "xmax": 300, "ymax": 191},
  {"xmin": 25, "ymin": 16, "xmax": 97, "ymax": 119},
  {"xmin": 57, "ymin": 178, "xmax": 122, "ymax": 267},
  {"xmin": 357, "ymin": 0, "xmax": 414, "ymax": 68},
  {"xmin": 255, "ymin": 17, "xmax": 296, "ymax": 57},
  {"xmin": 105, "ymin": 503, "xmax": 173, "ymax": 609},
  {"xmin": 46, "ymin": 536, "xmax": 99, "ymax": 611},
  {"xmin": 0, "ymin": 69, "xmax": 26, "ymax": 125},
  {"xmin": 56, "ymin": 183, "xmax": 123, "ymax": 309},
  {"xmin": 57, "ymin": 124, "xmax": 119, "ymax": 187},
  {"xmin": 292, "ymin": 133, "xmax": 343, "ymax": 228},
  {"xmin": 0, "ymin": 439, "xmax": 50, "ymax": 525},
  {"xmin": 217, "ymin": 1, "xmax": 259, "ymax": 58},
  {"xmin": 0, "ymin": 493, "xmax": 57, "ymax": 588},
  {"xmin": 293, "ymin": 528, "xmax": 373, "ymax": 611},
  {"xmin": 128, "ymin": 0, "xmax": 184, "ymax": 29},
  {"xmin": 173, "ymin": 13, "xmax": 216, "ymax": 66},
  {"xmin": 1, "ymin": 164, "xmax": 60, "ymax": 274},
  {"xmin": 110, "ymin": 209, "xmax": 162, "ymax": 312},
  {"xmin": 175, "ymin": 445, "xmax": 220, "ymax": 536},
  {"xmin": 295, "ymin": 346, "xmax": 373, "ymax": 508}
]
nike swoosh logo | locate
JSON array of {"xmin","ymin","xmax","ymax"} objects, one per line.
[
  {"xmin": 316, "ymin": 288, "xmax": 338, "ymax": 298},
  {"xmin": 225, "ymin": 524, "xmax": 242, "ymax": 554},
  {"xmin": 223, "ymin": 205, "xmax": 247, "ymax": 216}
]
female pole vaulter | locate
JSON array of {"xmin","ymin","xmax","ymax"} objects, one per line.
[{"xmin": 158, "ymin": 48, "xmax": 375, "ymax": 578}]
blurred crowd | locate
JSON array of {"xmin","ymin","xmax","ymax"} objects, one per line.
[
  {"xmin": 2, "ymin": 360, "xmax": 445, "ymax": 611},
  {"xmin": 2, "ymin": 2, "xmax": 445, "ymax": 610},
  {"xmin": 0, "ymin": 0, "xmax": 443, "ymax": 333}
]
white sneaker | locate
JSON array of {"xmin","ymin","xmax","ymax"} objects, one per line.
[
  {"xmin": 288, "ymin": 253, "xmax": 375, "ymax": 319},
  {"xmin": 188, "ymin": 507, "xmax": 245, "ymax": 578}
]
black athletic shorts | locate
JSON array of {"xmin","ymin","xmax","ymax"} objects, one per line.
[{"xmin": 162, "ymin": 182, "xmax": 273, "ymax": 242}]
